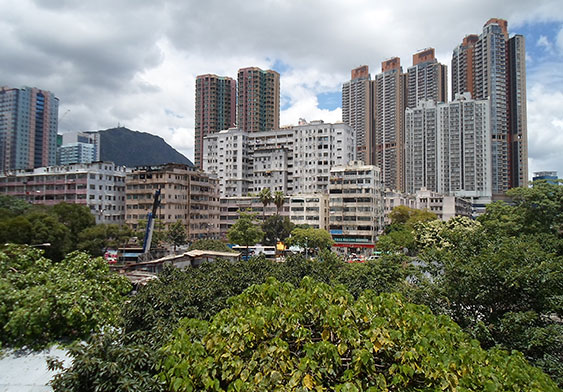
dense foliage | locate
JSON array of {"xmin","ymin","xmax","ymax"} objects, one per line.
[
  {"xmin": 188, "ymin": 239, "xmax": 234, "ymax": 253},
  {"xmin": 166, "ymin": 220, "xmax": 188, "ymax": 251},
  {"xmin": 0, "ymin": 245, "xmax": 131, "ymax": 348},
  {"xmin": 287, "ymin": 227, "xmax": 334, "ymax": 254},
  {"xmin": 227, "ymin": 212, "xmax": 264, "ymax": 257},
  {"xmin": 160, "ymin": 278, "xmax": 558, "ymax": 391},
  {"xmin": 377, "ymin": 206, "xmax": 437, "ymax": 255},
  {"xmin": 76, "ymin": 223, "xmax": 133, "ymax": 257},
  {"xmin": 262, "ymin": 214, "xmax": 295, "ymax": 245},
  {"xmin": 412, "ymin": 183, "xmax": 563, "ymax": 385},
  {"xmin": 51, "ymin": 254, "xmax": 414, "ymax": 391}
]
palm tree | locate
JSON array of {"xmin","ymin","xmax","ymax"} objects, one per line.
[
  {"xmin": 273, "ymin": 191, "xmax": 285, "ymax": 215},
  {"xmin": 258, "ymin": 188, "xmax": 272, "ymax": 221}
]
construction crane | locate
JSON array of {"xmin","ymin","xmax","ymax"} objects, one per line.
[{"xmin": 142, "ymin": 188, "xmax": 161, "ymax": 256}]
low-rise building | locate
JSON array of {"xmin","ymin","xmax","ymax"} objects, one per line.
[
  {"xmin": 0, "ymin": 161, "xmax": 126, "ymax": 224},
  {"xmin": 125, "ymin": 163, "xmax": 220, "ymax": 240},
  {"xmin": 328, "ymin": 161, "xmax": 384, "ymax": 255},
  {"xmin": 383, "ymin": 188, "xmax": 472, "ymax": 224}
]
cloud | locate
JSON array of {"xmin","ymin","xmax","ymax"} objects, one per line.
[{"xmin": 1, "ymin": 0, "xmax": 562, "ymax": 175}]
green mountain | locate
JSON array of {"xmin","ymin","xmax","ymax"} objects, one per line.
[{"xmin": 97, "ymin": 127, "xmax": 193, "ymax": 167}]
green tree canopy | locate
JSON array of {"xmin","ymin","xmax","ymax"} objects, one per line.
[
  {"xmin": 0, "ymin": 245, "xmax": 131, "ymax": 348},
  {"xmin": 166, "ymin": 220, "xmax": 187, "ymax": 252},
  {"xmin": 287, "ymin": 227, "xmax": 333, "ymax": 255},
  {"xmin": 273, "ymin": 190, "xmax": 285, "ymax": 215},
  {"xmin": 188, "ymin": 239, "xmax": 234, "ymax": 253},
  {"xmin": 0, "ymin": 194, "xmax": 31, "ymax": 217},
  {"xmin": 227, "ymin": 212, "xmax": 264, "ymax": 257},
  {"xmin": 262, "ymin": 214, "xmax": 295, "ymax": 246},
  {"xmin": 160, "ymin": 278, "xmax": 558, "ymax": 391},
  {"xmin": 77, "ymin": 224, "xmax": 133, "ymax": 257},
  {"xmin": 52, "ymin": 202, "xmax": 96, "ymax": 244}
]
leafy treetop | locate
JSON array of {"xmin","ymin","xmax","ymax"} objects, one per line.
[{"xmin": 159, "ymin": 278, "xmax": 558, "ymax": 391}]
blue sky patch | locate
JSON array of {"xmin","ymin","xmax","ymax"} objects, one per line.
[{"xmin": 317, "ymin": 91, "xmax": 341, "ymax": 111}]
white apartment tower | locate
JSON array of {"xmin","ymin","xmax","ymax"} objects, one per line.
[
  {"xmin": 203, "ymin": 121, "xmax": 355, "ymax": 197},
  {"xmin": 405, "ymin": 100, "xmax": 439, "ymax": 194},
  {"xmin": 404, "ymin": 94, "xmax": 491, "ymax": 200}
]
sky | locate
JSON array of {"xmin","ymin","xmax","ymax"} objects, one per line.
[{"xmin": 1, "ymin": 0, "xmax": 563, "ymax": 179}]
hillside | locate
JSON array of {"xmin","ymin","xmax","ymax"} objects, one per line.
[{"xmin": 97, "ymin": 127, "xmax": 193, "ymax": 167}]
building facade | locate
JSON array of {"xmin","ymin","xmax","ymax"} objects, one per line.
[
  {"xmin": 203, "ymin": 121, "xmax": 355, "ymax": 197},
  {"xmin": 194, "ymin": 74, "xmax": 236, "ymax": 169},
  {"xmin": 452, "ymin": 18, "xmax": 528, "ymax": 194},
  {"xmin": 406, "ymin": 48, "xmax": 448, "ymax": 109},
  {"xmin": 237, "ymin": 67, "xmax": 280, "ymax": 132},
  {"xmin": 342, "ymin": 65, "xmax": 374, "ymax": 164},
  {"xmin": 374, "ymin": 58, "xmax": 407, "ymax": 191},
  {"xmin": 328, "ymin": 161, "xmax": 384, "ymax": 254},
  {"xmin": 0, "ymin": 161, "xmax": 126, "ymax": 224},
  {"xmin": 289, "ymin": 193, "xmax": 329, "ymax": 230},
  {"xmin": 292, "ymin": 121, "xmax": 356, "ymax": 194},
  {"xmin": 0, "ymin": 86, "xmax": 59, "ymax": 172},
  {"xmin": 404, "ymin": 94, "xmax": 491, "ymax": 204},
  {"xmin": 125, "ymin": 164, "xmax": 220, "ymax": 240}
]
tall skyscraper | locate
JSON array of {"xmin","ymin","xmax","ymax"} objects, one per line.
[
  {"xmin": 0, "ymin": 86, "xmax": 59, "ymax": 172},
  {"xmin": 406, "ymin": 48, "xmax": 448, "ymax": 109},
  {"xmin": 342, "ymin": 65, "xmax": 375, "ymax": 164},
  {"xmin": 237, "ymin": 67, "xmax": 280, "ymax": 132},
  {"xmin": 404, "ymin": 94, "xmax": 491, "ymax": 200},
  {"xmin": 452, "ymin": 18, "xmax": 527, "ymax": 194},
  {"xmin": 194, "ymin": 74, "xmax": 236, "ymax": 169},
  {"xmin": 374, "ymin": 57, "xmax": 407, "ymax": 191}
]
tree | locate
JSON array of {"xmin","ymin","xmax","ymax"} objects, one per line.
[
  {"xmin": 273, "ymin": 190, "xmax": 285, "ymax": 215},
  {"xmin": 43, "ymin": 254, "xmax": 421, "ymax": 391},
  {"xmin": 166, "ymin": 220, "xmax": 187, "ymax": 252},
  {"xmin": 227, "ymin": 212, "xmax": 263, "ymax": 259},
  {"xmin": 0, "ymin": 245, "xmax": 131, "ymax": 348},
  {"xmin": 258, "ymin": 187, "xmax": 272, "ymax": 221},
  {"xmin": 159, "ymin": 278, "xmax": 558, "ymax": 391},
  {"xmin": 0, "ymin": 194, "xmax": 31, "ymax": 218},
  {"xmin": 287, "ymin": 227, "xmax": 333, "ymax": 255},
  {"xmin": 188, "ymin": 239, "xmax": 234, "ymax": 253},
  {"xmin": 414, "ymin": 216, "xmax": 563, "ymax": 386},
  {"xmin": 77, "ymin": 224, "xmax": 133, "ymax": 257},
  {"xmin": 52, "ymin": 202, "xmax": 96, "ymax": 244},
  {"xmin": 388, "ymin": 205, "xmax": 437, "ymax": 227},
  {"xmin": 479, "ymin": 181, "xmax": 563, "ymax": 238},
  {"xmin": 262, "ymin": 214, "xmax": 294, "ymax": 246}
]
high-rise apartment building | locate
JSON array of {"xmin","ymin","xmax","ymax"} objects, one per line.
[
  {"xmin": 374, "ymin": 58, "xmax": 407, "ymax": 191},
  {"xmin": 237, "ymin": 67, "xmax": 280, "ymax": 132},
  {"xmin": 406, "ymin": 48, "xmax": 448, "ymax": 109},
  {"xmin": 342, "ymin": 65, "xmax": 375, "ymax": 164},
  {"xmin": 203, "ymin": 121, "xmax": 355, "ymax": 197},
  {"xmin": 194, "ymin": 74, "xmax": 236, "ymax": 169},
  {"xmin": 404, "ymin": 100, "xmax": 439, "ymax": 194},
  {"xmin": 404, "ymin": 94, "xmax": 491, "ymax": 202},
  {"xmin": 0, "ymin": 86, "xmax": 59, "ymax": 172},
  {"xmin": 452, "ymin": 18, "xmax": 527, "ymax": 194}
]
